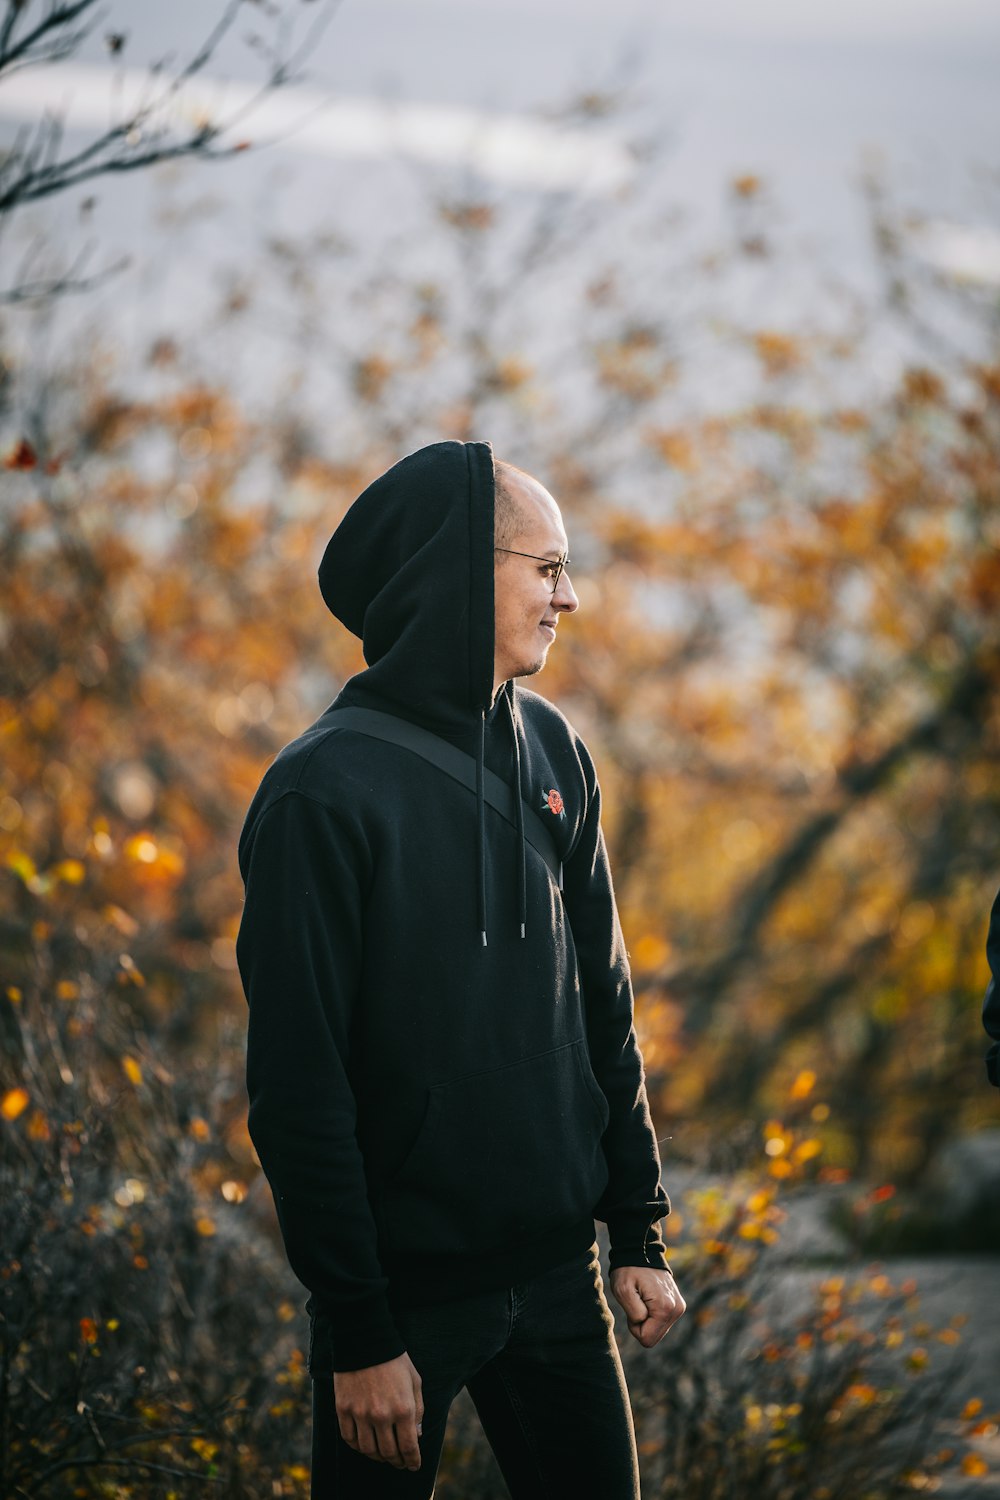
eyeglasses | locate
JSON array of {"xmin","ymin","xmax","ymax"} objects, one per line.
[{"xmin": 494, "ymin": 548, "xmax": 570, "ymax": 593}]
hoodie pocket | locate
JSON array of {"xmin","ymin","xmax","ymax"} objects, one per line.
[{"xmin": 378, "ymin": 1037, "xmax": 610, "ymax": 1259}]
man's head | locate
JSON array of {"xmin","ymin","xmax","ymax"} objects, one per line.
[{"xmin": 493, "ymin": 461, "xmax": 579, "ymax": 698}]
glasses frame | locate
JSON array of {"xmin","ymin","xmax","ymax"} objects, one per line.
[{"xmin": 494, "ymin": 547, "xmax": 570, "ymax": 593}]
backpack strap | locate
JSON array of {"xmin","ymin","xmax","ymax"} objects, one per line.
[{"xmin": 319, "ymin": 705, "xmax": 563, "ymax": 889}]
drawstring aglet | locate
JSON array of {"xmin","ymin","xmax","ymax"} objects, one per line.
[
  {"xmin": 520, "ymin": 923, "xmax": 525, "ymax": 939},
  {"xmin": 481, "ymin": 930, "xmax": 488, "ymax": 948}
]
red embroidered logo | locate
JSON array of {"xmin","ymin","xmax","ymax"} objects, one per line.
[{"xmin": 542, "ymin": 788, "xmax": 565, "ymax": 817}]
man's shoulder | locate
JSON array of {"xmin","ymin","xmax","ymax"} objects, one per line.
[
  {"xmin": 237, "ymin": 721, "xmax": 399, "ymax": 876},
  {"xmin": 243, "ymin": 718, "xmax": 392, "ymax": 819},
  {"xmin": 514, "ymin": 686, "xmax": 584, "ymax": 746},
  {"xmin": 515, "ymin": 687, "xmax": 597, "ymax": 773}
]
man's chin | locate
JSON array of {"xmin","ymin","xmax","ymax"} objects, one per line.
[{"xmin": 515, "ymin": 657, "xmax": 545, "ymax": 680}]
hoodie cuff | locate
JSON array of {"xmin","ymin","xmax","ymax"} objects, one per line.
[
  {"xmin": 606, "ymin": 1203, "xmax": 672, "ymax": 1274},
  {"xmin": 307, "ymin": 1293, "xmax": 407, "ymax": 1377},
  {"xmin": 987, "ymin": 1042, "xmax": 999, "ymax": 1088}
]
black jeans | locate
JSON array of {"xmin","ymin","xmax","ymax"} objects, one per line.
[{"xmin": 310, "ymin": 1242, "xmax": 640, "ymax": 1499}]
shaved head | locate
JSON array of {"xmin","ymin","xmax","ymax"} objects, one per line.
[{"xmin": 494, "ymin": 460, "xmax": 534, "ymax": 552}]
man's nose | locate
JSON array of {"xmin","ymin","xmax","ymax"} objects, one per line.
[{"xmin": 553, "ymin": 570, "xmax": 579, "ymax": 613}]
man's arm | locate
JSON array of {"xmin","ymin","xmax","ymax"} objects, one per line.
[
  {"xmin": 237, "ymin": 789, "xmax": 404, "ymax": 1372},
  {"xmin": 560, "ymin": 742, "xmax": 673, "ymax": 1276},
  {"xmin": 239, "ymin": 789, "xmax": 425, "ymax": 1469},
  {"xmin": 984, "ymin": 886, "xmax": 1000, "ymax": 1088}
]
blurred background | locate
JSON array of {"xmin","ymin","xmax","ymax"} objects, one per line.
[{"xmin": 2, "ymin": 1, "xmax": 999, "ymax": 1495}]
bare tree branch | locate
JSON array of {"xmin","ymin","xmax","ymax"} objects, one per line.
[
  {"xmin": 0, "ymin": 0, "xmax": 341, "ymax": 304},
  {"xmin": 0, "ymin": 1, "xmax": 99, "ymax": 77},
  {"xmin": 655, "ymin": 648, "xmax": 998, "ymax": 1026}
]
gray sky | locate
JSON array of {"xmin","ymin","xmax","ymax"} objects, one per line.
[
  {"xmin": 1, "ymin": 0, "xmax": 998, "ymax": 428},
  {"xmin": 434, "ymin": 0, "xmax": 1000, "ymax": 41}
]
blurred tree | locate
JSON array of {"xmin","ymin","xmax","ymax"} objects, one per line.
[
  {"xmin": 0, "ymin": 0, "xmax": 338, "ymax": 308},
  {"xmin": 2, "ymin": 81, "xmax": 999, "ymax": 1491},
  {"xmin": 3, "ymin": 148, "xmax": 998, "ymax": 1187}
]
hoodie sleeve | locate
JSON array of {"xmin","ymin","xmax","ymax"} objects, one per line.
[
  {"xmin": 561, "ymin": 745, "xmax": 672, "ymax": 1274},
  {"xmin": 984, "ymin": 886, "xmax": 1000, "ymax": 1088},
  {"xmin": 236, "ymin": 788, "xmax": 406, "ymax": 1374}
]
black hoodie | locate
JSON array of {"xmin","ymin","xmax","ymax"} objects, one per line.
[
  {"xmin": 984, "ymin": 887, "xmax": 1000, "ymax": 1087},
  {"xmin": 235, "ymin": 439, "xmax": 671, "ymax": 1375}
]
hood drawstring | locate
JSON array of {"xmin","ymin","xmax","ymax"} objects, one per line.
[
  {"xmin": 506, "ymin": 684, "xmax": 527, "ymax": 939},
  {"xmin": 477, "ymin": 708, "xmax": 488, "ymax": 947},
  {"xmin": 476, "ymin": 685, "xmax": 528, "ymax": 948}
]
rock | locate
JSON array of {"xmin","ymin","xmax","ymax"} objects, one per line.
[{"xmin": 924, "ymin": 1128, "xmax": 1000, "ymax": 1237}]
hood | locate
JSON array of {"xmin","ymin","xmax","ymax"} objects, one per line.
[
  {"xmin": 317, "ymin": 439, "xmax": 528, "ymax": 947},
  {"xmin": 318, "ymin": 439, "xmax": 496, "ymax": 731}
]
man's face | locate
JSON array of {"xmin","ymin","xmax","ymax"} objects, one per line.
[{"xmin": 494, "ymin": 471, "xmax": 579, "ymax": 695}]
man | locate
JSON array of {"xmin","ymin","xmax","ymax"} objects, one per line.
[{"xmin": 236, "ymin": 440, "xmax": 684, "ymax": 1498}]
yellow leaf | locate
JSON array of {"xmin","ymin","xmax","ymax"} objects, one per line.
[
  {"xmin": 645, "ymin": 428, "xmax": 700, "ymax": 473},
  {"xmin": 103, "ymin": 904, "xmax": 139, "ymax": 936},
  {"xmin": 961, "ymin": 1454, "xmax": 989, "ymax": 1477},
  {"xmin": 5, "ymin": 851, "xmax": 37, "ymax": 883},
  {"xmin": 2, "ymin": 1087, "xmax": 29, "ymax": 1121},
  {"xmin": 790, "ymin": 1070, "xmax": 816, "ymax": 1100},
  {"xmin": 53, "ymin": 859, "xmax": 86, "ymax": 885},
  {"xmin": 124, "ymin": 835, "xmax": 159, "ymax": 865},
  {"xmin": 195, "ymin": 1216, "xmax": 216, "ymax": 1237},
  {"xmin": 631, "ymin": 933, "xmax": 671, "ymax": 969},
  {"xmin": 122, "ymin": 1056, "xmax": 142, "ymax": 1086},
  {"xmin": 793, "ymin": 1138, "xmax": 823, "ymax": 1163},
  {"xmin": 753, "ymin": 330, "xmax": 802, "ymax": 377}
]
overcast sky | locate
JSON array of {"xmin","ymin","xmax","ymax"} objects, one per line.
[
  {"xmin": 433, "ymin": 0, "xmax": 1000, "ymax": 39},
  {"xmin": 49, "ymin": 0, "xmax": 1000, "ymax": 99}
]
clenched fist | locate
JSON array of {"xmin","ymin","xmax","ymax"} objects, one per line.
[{"xmin": 610, "ymin": 1265, "xmax": 686, "ymax": 1347}]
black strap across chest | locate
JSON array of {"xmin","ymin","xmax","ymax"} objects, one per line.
[{"xmin": 319, "ymin": 705, "xmax": 563, "ymax": 888}]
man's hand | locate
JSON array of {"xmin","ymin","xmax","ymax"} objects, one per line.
[
  {"xmin": 610, "ymin": 1265, "xmax": 685, "ymax": 1347},
  {"xmin": 333, "ymin": 1352, "xmax": 424, "ymax": 1471}
]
